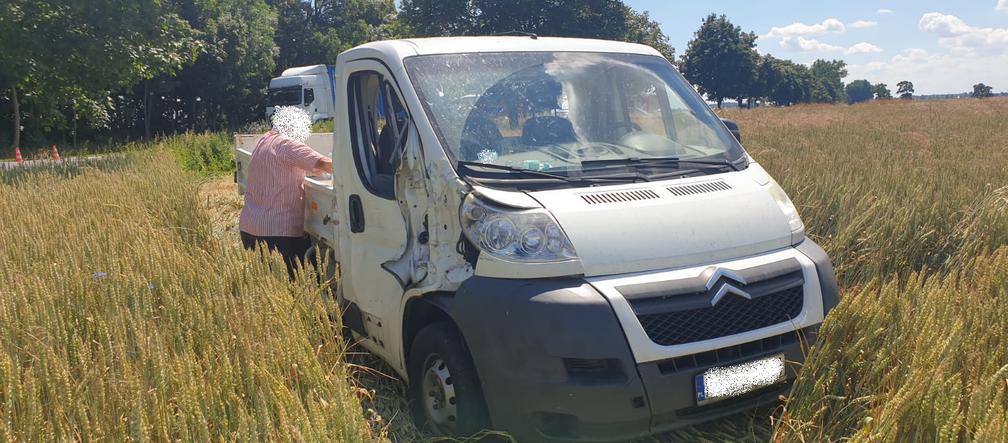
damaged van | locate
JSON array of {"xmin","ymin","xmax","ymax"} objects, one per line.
[{"xmin": 235, "ymin": 36, "xmax": 840, "ymax": 442}]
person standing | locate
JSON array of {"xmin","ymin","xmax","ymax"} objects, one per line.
[{"xmin": 239, "ymin": 107, "xmax": 333, "ymax": 278}]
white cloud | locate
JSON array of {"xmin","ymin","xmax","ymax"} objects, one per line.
[
  {"xmin": 780, "ymin": 36, "xmax": 843, "ymax": 52},
  {"xmin": 998, "ymin": 0, "xmax": 1008, "ymax": 11},
  {"xmin": 919, "ymin": 13, "xmax": 973, "ymax": 35},
  {"xmin": 766, "ymin": 18, "xmax": 846, "ymax": 39},
  {"xmin": 894, "ymin": 48, "xmax": 930, "ymax": 62},
  {"xmin": 846, "ymin": 42, "xmax": 884, "ymax": 54},
  {"xmin": 846, "ymin": 48, "xmax": 1008, "ymax": 94},
  {"xmin": 845, "ymin": 14, "xmax": 1008, "ymax": 94},
  {"xmin": 919, "ymin": 13, "xmax": 1008, "ymax": 55},
  {"xmin": 849, "ymin": 20, "xmax": 878, "ymax": 29},
  {"xmin": 877, "ymin": 9, "xmax": 894, "ymax": 15}
]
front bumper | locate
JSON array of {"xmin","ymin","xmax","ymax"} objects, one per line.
[{"xmin": 433, "ymin": 240, "xmax": 838, "ymax": 442}]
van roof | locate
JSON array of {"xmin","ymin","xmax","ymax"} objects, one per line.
[{"xmin": 347, "ymin": 36, "xmax": 664, "ymax": 60}]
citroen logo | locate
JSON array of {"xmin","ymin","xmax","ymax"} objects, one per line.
[{"xmin": 701, "ymin": 267, "xmax": 754, "ymax": 306}]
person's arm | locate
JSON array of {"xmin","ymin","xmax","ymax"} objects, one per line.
[{"xmin": 278, "ymin": 138, "xmax": 330, "ymax": 173}]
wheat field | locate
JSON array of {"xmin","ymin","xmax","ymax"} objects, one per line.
[
  {"xmin": 722, "ymin": 98, "xmax": 1008, "ymax": 442},
  {"xmin": 1, "ymin": 98, "xmax": 1006, "ymax": 442},
  {"xmin": 0, "ymin": 153, "xmax": 377, "ymax": 441}
]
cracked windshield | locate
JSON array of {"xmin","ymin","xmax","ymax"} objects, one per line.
[{"xmin": 404, "ymin": 51, "xmax": 745, "ymax": 180}]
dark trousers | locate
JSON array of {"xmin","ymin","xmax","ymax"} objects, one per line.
[{"xmin": 240, "ymin": 231, "xmax": 313, "ymax": 279}]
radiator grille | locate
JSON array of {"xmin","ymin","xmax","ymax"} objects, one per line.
[{"xmin": 635, "ymin": 285, "xmax": 803, "ymax": 346}]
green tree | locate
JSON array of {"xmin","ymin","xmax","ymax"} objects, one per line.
[
  {"xmin": 401, "ymin": 0, "xmax": 621, "ymax": 38},
  {"xmin": 747, "ymin": 55, "xmax": 776, "ymax": 108},
  {"xmin": 897, "ymin": 80, "xmax": 914, "ymax": 100},
  {"xmin": 270, "ymin": 0, "xmax": 318, "ymax": 69},
  {"xmin": 680, "ymin": 14, "xmax": 758, "ymax": 108},
  {"xmin": 845, "ymin": 79, "xmax": 874, "ymax": 104},
  {"xmin": 398, "ymin": 1, "xmax": 675, "ymax": 61},
  {"xmin": 808, "ymin": 59, "xmax": 847, "ymax": 103},
  {"xmin": 399, "ymin": 0, "xmax": 476, "ymax": 36},
  {"xmin": 474, "ymin": 0, "xmax": 628, "ymax": 38},
  {"xmin": 0, "ymin": 0, "xmax": 199, "ymax": 148},
  {"xmin": 972, "ymin": 83, "xmax": 994, "ymax": 99},
  {"xmin": 764, "ymin": 58, "xmax": 813, "ymax": 106},
  {"xmin": 270, "ymin": 0, "xmax": 398, "ymax": 71},
  {"xmin": 175, "ymin": 0, "xmax": 279, "ymax": 131},
  {"xmin": 621, "ymin": 6, "xmax": 675, "ymax": 61},
  {"xmin": 874, "ymin": 83, "xmax": 892, "ymax": 99}
]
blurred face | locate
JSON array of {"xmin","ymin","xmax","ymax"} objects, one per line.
[{"xmin": 270, "ymin": 106, "xmax": 311, "ymax": 143}]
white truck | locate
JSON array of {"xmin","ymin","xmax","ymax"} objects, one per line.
[
  {"xmin": 266, "ymin": 64, "xmax": 337, "ymax": 122},
  {"xmin": 236, "ymin": 36, "xmax": 840, "ymax": 442}
]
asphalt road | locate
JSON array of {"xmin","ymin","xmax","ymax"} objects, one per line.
[{"xmin": 0, "ymin": 155, "xmax": 112, "ymax": 171}]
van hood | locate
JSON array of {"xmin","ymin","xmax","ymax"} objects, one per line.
[{"xmin": 528, "ymin": 171, "xmax": 794, "ymax": 276}]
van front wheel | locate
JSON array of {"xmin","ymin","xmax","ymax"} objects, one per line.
[{"xmin": 407, "ymin": 322, "xmax": 490, "ymax": 436}]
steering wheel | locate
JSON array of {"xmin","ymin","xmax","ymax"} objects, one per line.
[
  {"xmin": 608, "ymin": 120, "xmax": 642, "ymax": 135},
  {"xmin": 616, "ymin": 132, "xmax": 710, "ymax": 157}
]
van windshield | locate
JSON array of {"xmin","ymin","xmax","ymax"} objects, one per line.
[
  {"xmin": 268, "ymin": 86, "xmax": 303, "ymax": 107},
  {"xmin": 403, "ymin": 52, "xmax": 746, "ymax": 183}
]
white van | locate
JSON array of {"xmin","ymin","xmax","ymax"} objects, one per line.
[
  {"xmin": 266, "ymin": 64, "xmax": 337, "ymax": 122},
  {"xmin": 236, "ymin": 36, "xmax": 840, "ymax": 442}
]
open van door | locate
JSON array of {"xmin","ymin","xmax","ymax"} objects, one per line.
[{"xmin": 334, "ymin": 59, "xmax": 412, "ymax": 368}]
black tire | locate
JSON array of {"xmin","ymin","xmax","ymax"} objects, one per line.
[{"xmin": 407, "ymin": 322, "xmax": 491, "ymax": 436}]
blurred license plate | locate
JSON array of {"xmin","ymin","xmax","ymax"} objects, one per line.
[{"xmin": 694, "ymin": 354, "xmax": 785, "ymax": 406}]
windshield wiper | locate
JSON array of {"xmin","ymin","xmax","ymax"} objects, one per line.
[
  {"xmin": 458, "ymin": 161, "xmax": 648, "ymax": 183},
  {"xmin": 582, "ymin": 156, "xmax": 741, "ymax": 171},
  {"xmin": 458, "ymin": 161, "xmax": 582, "ymax": 182}
]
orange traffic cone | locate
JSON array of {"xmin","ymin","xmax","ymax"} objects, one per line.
[
  {"xmin": 51, "ymin": 144, "xmax": 61, "ymax": 161},
  {"xmin": 14, "ymin": 147, "xmax": 24, "ymax": 164}
]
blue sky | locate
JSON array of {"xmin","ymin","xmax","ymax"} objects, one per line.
[{"xmin": 623, "ymin": 0, "xmax": 1008, "ymax": 94}]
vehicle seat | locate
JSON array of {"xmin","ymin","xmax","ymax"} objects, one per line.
[
  {"xmin": 460, "ymin": 115, "xmax": 503, "ymax": 161},
  {"xmin": 376, "ymin": 123, "xmax": 401, "ymax": 175},
  {"xmin": 520, "ymin": 116, "xmax": 577, "ymax": 146}
]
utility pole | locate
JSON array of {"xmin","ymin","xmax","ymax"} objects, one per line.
[
  {"xmin": 11, "ymin": 86, "xmax": 19, "ymax": 149},
  {"xmin": 144, "ymin": 80, "xmax": 152, "ymax": 141}
]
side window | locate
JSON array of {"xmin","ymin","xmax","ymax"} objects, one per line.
[
  {"xmin": 347, "ymin": 71, "xmax": 409, "ymax": 199},
  {"xmin": 304, "ymin": 88, "xmax": 315, "ymax": 105}
]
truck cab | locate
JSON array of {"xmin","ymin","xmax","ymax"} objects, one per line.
[
  {"xmin": 237, "ymin": 36, "xmax": 840, "ymax": 442},
  {"xmin": 266, "ymin": 64, "xmax": 337, "ymax": 122}
]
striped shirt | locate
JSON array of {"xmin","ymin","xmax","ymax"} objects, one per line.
[{"xmin": 239, "ymin": 129, "xmax": 325, "ymax": 237}]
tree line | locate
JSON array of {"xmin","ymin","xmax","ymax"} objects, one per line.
[
  {"xmin": 680, "ymin": 14, "xmax": 920, "ymax": 108},
  {"xmin": 1, "ymin": 0, "xmax": 674, "ymax": 149},
  {"xmin": 0, "ymin": 2, "xmax": 998, "ymax": 151}
]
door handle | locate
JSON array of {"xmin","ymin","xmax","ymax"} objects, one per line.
[{"xmin": 348, "ymin": 194, "xmax": 365, "ymax": 233}]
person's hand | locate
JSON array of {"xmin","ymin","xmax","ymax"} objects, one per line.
[{"xmin": 314, "ymin": 157, "xmax": 333, "ymax": 174}]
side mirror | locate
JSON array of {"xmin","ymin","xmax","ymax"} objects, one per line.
[{"xmin": 721, "ymin": 118, "xmax": 741, "ymax": 143}]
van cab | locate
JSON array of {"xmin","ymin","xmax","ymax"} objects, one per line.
[{"xmin": 236, "ymin": 36, "xmax": 840, "ymax": 442}]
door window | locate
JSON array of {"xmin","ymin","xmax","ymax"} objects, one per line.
[
  {"xmin": 304, "ymin": 88, "xmax": 315, "ymax": 105},
  {"xmin": 347, "ymin": 71, "xmax": 410, "ymax": 199}
]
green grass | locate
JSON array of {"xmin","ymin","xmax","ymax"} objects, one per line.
[
  {"xmin": 166, "ymin": 132, "xmax": 236, "ymax": 177},
  {"xmin": 312, "ymin": 119, "xmax": 335, "ymax": 133}
]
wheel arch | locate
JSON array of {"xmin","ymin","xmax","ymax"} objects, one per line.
[{"xmin": 401, "ymin": 293, "xmax": 462, "ymax": 375}]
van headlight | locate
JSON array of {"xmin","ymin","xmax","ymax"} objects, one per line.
[
  {"xmin": 767, "ymin": 179, "xmax": 805, "ymax": 245},
  {"xmin": 460, "ymin": 194, "xmax": 578, "ymax": 263}
]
